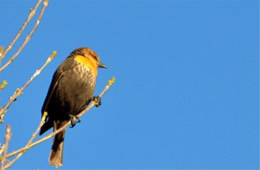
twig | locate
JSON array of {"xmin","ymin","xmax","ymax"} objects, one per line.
[
  {"xmin": 5, "ymin": 77, "xmax": 115, "ymax": 159},
  {"xmin": 0, "ymin": 0, "xmax": 49, "ymax": 72},
  {"xmin": 0, "ymin": 51, "xmax": 57, "ymax": 123},
  {"xmin": 0, "ymin": 81, "xmax": 7, "ymax": 92},
  {"xmin": 0, "ymin": 125, "xmax": 12, "ymax": 170},
  {"xmin": 0, "ymin": 0, "xmax": 42, "ymax": 62},
  {"xmin": 0, "ymin": 47, "xmax": 4, "ymax": 61},
  {"xmin": 4, "ymin": 112, "xmax": 48, "ymax": 169}
]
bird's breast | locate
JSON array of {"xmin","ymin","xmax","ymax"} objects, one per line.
[
  {"xmin": 55, "ymin": 63, "xmax": 96, "ymax": 115},
  {"xmin": 74, "ymin": 55, "xmax": 98, "ymax": 77}
]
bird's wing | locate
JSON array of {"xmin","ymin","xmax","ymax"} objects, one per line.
[
  {"xmin": 40, "ymin": 69, "xmax": 64, "ymax": 135},
  {"xmin": 41, "ymin": 70, "xmax": 64, "ymax": 116},
  {"xmin": 41, "ymin": 57, "xmax": 78, "ymax": 116}
]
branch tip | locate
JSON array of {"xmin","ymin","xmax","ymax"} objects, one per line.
[
  {"xmin": 43, "ymin": 111, "xmax": 48, "ymax": 118},
  {"xmin": 44, "ymin": 0, "xmax": 49, "ymax": 6},
  {"xmin": 0, "ymin": 80, "xmax": 8, "ymax": 91},
  {"xmin": 108, "ymin": 77, "xmax": 115, "ymax": 86},
  {"xmin": 6, "ymin": 125, "xmax": 11, "ymax": 133},
  {"xmin": 0, "ymin": 46, "xmax": 4, "ymax": 57},
  {"xmin": 51, "ymin": 51, "xmax": 57, "ymax": 58}
]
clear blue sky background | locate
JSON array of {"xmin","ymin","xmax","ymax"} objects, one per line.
[{"xmin": 0, "ymin": 0, "xmax": 259, "ymax": 169}]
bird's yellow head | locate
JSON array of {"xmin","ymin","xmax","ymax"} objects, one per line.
[{"xmin": 71, "ymin": 47, "xmax": 107, "ymax": 77}]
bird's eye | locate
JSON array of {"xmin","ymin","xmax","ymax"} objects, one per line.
[{"xmin": 92, "ymin": 55, "xmax": 98, "ymax": 61}]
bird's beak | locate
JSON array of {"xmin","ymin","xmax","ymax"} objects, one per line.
[{"xmin": 98, "ymin": 61, "xmax": 108, "ymax": 69}]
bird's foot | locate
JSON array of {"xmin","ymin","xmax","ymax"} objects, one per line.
[
  {"xmin": 92, "ymin": 96, "xmax": 101, "ymax": 107},
  {"xmin": 69, "ymin": 114, "xmax": 81, "ymax": 128}
]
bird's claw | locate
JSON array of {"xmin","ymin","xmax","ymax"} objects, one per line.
[
  {"xmin": 92, "ymin": 96, "xmax": 101, "ymax": 107},
  {"xmin": 69, "ymin": 114, "xmax": 81, "ymax": 128}
]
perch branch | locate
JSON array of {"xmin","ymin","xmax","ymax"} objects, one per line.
[
  {"xmin": 5, "ymin": 77, "xmax": 115, "ymax": 160},
  {"xmin": 4, "ymin": 112, "xmax": 48, "ymax": 169},
  {"xmin": 0, "ymin": 51, "xmax": 57, "ymax": 123}
]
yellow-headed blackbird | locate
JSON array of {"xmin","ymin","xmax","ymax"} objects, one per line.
[{"xmin": 39, "ymin": 47, "xmax": 107, "ymax": 168}]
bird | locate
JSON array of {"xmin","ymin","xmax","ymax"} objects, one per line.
[{"xmin": 39, "ymin": 47, "xmax": 107, "ymax": 168}]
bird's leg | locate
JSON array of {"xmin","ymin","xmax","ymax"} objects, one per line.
[
  {"xmin": 69, "ymin": 114, "xmax": 81, "ymax": 128},
  {"xmin": 92, "ymin": 96, "xmax": 101, "ymax": 107}
]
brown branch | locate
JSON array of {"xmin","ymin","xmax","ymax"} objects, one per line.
[
  {"xmin": 0, "ymin": 51, "xmax": 57, "ymax": 123},
  {"xmin": 4, "ymin": 112, "xmax": 48, "ymax": 169},
  {"xmin": 0, "ymin": 47, "xmax": 3, "ymax": 62},
  {"xmin": 0, "ymin": 0, "xmax": 49, "ymax": 72},
  {"xmin": 0, "ymin": 0, "xmax": 42, "ymax": 62},
  {"xmin": 0, "ymin": 125, "xmax": 12, "ymax": 170},
  {"xmin": 5, "ymin": 77, "xmax": 115, "ymax": 159}
]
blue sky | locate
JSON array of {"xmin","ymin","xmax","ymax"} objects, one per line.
[{"xmin": 0, "ymin": 0, "xmax": 259, "ymax": 169}]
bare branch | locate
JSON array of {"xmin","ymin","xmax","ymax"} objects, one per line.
[
  {"xmin": 0, "ymin": 125, "xmax": 12, "ymax": 170},
  {"xmin": 5, "ymin": 77, "xmax": 115, "ymax": 160},
  {"xmin": 0, "ymin": 0, "xmax": 49, "ymax": 72},
  {"xmin": 0, "ymin": 0, "xmax": 42, "ymax": 62},
  {"xmin": 4, "ymin": 112, "xmax": 48, "ymax": 168},
  {"xmin": 0, "ymin": 51, "xmax": 57, "ymax": 123},
  {"xmin": 0, "ymin": 47, "xmax": 4, "ymax": 61}
]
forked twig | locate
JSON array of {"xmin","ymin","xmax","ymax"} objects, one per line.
[
  {"xmin": 0, "ymin": 0, "xmax": 49, "ymax": 72},
  {"xmin": 0, "ymin": 0, "xmax": 42, "ymax": 62},
  {"xmin": 4, "ymin": 77, "xmax": 115, "ymax": 161},
  {"xmin": 0, "ymin": 51, "xmax": 57, "ymax": 123},
  {"xmin": 4, "ymin": 112, "xmax": 48, "ymax": 169}
]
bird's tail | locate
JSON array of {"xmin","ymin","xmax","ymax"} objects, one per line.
[{"xmin": 49, "ymin": 120, "xmax": 67, "ymax": 168}]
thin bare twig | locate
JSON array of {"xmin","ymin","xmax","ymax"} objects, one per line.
[
  {"xmin": 0, "ymin": 47, "xmax": 4, "ymax": 61},
  {"xmin": 0, "ymin": 0, "xmax": 42, "ymax": 62},
  {"xmin": 1, "ymin": 125, "xmax": 12, "ymax": 170},
  {"xmin": 5, "ymin": 77, "xmax": 115, "ymax": 159},
  {"xmin": 0, "ymin": 0, "xmax": 49, "ymax": 72},
  {"xmin": 4, "ymin": 112, "xmax": 48, "ymax": 169},
  {"xmin": 0, "ymin": 51, "xmax": 57, "ymax": 123}
]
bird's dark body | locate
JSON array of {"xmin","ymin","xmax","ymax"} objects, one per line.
[
  {"xmin": 40, "ymin": 57, "xmax": 96, "ymax": 134},
  {"xmin": 39, "ymin": 47, "xmax": 106, "ymax": 168}
]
